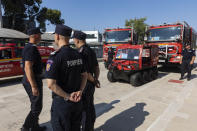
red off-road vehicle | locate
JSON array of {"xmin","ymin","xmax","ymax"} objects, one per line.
[{"xmin": 107, "ymin": 44, "xmax": 159, "ymax": 86}]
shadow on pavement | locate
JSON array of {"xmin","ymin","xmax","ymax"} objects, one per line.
[
  {"xmin": 159, "ymin": 62, "xmax": 197, "ymax": 74},
  {"xmin": 182, "ymin": 74, "xmax": 197, "ymax": 80},
  {"xmin": 96, "ymin": 100, "xmax": 120, "ymax": 118},
  {"xmin": 190, "ymin": 74, "xmax": 197, "ymax": 80},
  {"xmin": 40, "ymin": 100, "xmax": 120, "ymax": 131},
  {"xmin": 157, "ymin": 72, "xmax": 169, "ymax": 79},
  {"xmin": 0, "ymin": 77, "xmax": 22, "ymax": 88},
  {"xmin": 95, "ymin": 102, "xmax": 149, "ymax": 131},
  {"xmin": 158, "ymin": 66, "xmax": 180, "ymax": 73}
]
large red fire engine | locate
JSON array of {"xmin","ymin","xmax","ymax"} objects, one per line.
[
  {"xmin": 103, "ymin": 27, "xmax": 138, "ymax": 67},
  {"xmin": 0, "ymin": 43, "xmax": 54, "ymax": 78},
  {"xmin": 145, "ymin": 21, "xmax": 197, "ymax": 65}
]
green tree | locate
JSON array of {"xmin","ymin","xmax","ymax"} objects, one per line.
[
  {"xmin": 1, "ymin": 0, "xmax": 26, "ymax": 31},
  {"xmin": 1, "ymin": 0, "xmax": 64, "ymax": 32},
  {"xmin": 125, "ymin": 17, "xmax": 148, "ymax": 44}
]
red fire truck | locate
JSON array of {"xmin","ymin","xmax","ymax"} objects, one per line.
[
  {"xmin": 103, "ymin": 27, "xmax": 138, "ymax": 67},
  {"xmin": 0, "ymin": 43, "xmax": 54, "ymax": 78},
  {"xmin": 145, "ymin": 21, "xmax": 197, "ymax": 65}
]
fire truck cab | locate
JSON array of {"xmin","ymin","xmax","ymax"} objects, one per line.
[
  {"xmin": 0, "ymin": 44, "xmax": 54, "ymax": 78},
  {"xmin": 145, "ymin": 22, "xmax": 197, "ymax": 65},
  {"xmin": 103, "ymin": 27, "xmax": 138, "ymax": 68}
]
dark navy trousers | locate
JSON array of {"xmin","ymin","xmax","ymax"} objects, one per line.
[
  {"xmin": 22, "ymin": 76, "xmax": 43, "ymax": 130},
  {"xmin": 82, "ymin": 82, "xmax": 96, "ymax": 131},
  {"xmin": 181, "ymin": 61, "xmax": 193, "ymax": 78},
  {"xmin": 51, "ymin": 97, "xmax": 83, "ymax": 131}
]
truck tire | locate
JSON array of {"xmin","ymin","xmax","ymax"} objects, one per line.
[
  {"xmin": 142, "ymin": 71, "xmax": 150, "ymax": 83},
  {"xmin": 148, "ymin": 70, "xmax": 154, "ymax": 81},
  {"xmin": 152, "ymin": 68, "xmax": 158, "ymax": 80},
  {"xmin": 107, "ymin": 71, "xmax": 116, "ymax": 82},
  {"xmin": 130, "ymin": 72, "xmax": 142, "ymax": 86}
]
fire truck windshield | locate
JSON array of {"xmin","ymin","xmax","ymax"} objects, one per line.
[
  {"xmin": 147, "ymin": 26, "xmax": 181, "ymax": 42},
  {"xmin": 116, "ymin": 48, "xmax": 140, "ymax": 60},
  {"xmin": 105, "ymin": 30, "xmax": 131, "ymax": 43}
]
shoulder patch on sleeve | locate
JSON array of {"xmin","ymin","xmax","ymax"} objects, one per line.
[{"xmin": 46, "ymin": 60, "xmax": 53, "ymax": 71}]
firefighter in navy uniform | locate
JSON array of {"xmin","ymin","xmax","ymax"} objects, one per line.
[
  {"xmin": 21, "ymin": 28, "xmax": 46, "ymax": 131},
  {"xmin": 73, "ymin": 31, "xmax": 100, "ymax": 131},
  {"xmin": 180, "ymin": 43, "xmax": 196, "ymax": 81},
  {"xmin": 107, "ymin": 47, "xmax": 115, "ymax": 69},
  {"xmin": 45, "ymin": 25, "xmax": 88, "ymax": 131}
]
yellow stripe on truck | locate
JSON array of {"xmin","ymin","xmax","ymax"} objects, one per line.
[
  {"xmin": 41, "ymin": 56, "xmax": 49, "ymax": 59},
  {"xmin": 0, "ymin": 58, "xmax": 21, "ymax": 62},
  {"xmin": 0, "ymin": 56, "xmax": 49, "ymax": 63}
]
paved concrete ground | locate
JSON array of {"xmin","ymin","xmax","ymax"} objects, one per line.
[{"xmin": 0, "ymin": 62, "xmax": 197, "ymax": 131}]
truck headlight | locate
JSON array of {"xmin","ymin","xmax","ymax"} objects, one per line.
[{"xmin": 176, "ymin": 56, "xmax": 181, "ymax": 59}]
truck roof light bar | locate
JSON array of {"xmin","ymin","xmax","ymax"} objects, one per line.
[
  {"xmin": 149, "ymin": 21, "xmax": 190, "ymax": 28},
  {"xmin": 105, "ymin": 26, "xmax": 133, "ymax": 30}
]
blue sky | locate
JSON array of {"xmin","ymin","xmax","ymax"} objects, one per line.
[{"xmin": 42, "ymin": 0, "xmax": 197, "ymax": 33}]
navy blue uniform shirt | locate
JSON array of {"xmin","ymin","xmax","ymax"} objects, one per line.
[
  {"xmin": 108, "ymin": 50, "xmax": 115, "ymax": 60},
  {"xmin": 45, "ymin": 45, "xmax": 86, "ymax": 97},
  {"xmin": 78, "ymin": 44, "xmax": 98, "ymax": 75},
  {"xmin": 22, "ymin": 43, "xmax": 42, "ymax": 75},
  {"xmin": 181, "ymin": 49, "xmax": 196, "ymax": 62}
]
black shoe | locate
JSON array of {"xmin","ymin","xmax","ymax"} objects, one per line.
[
  {"xmin": 179, "ymin": 77, "xmax": 184, "ymax": 80},
  {"xmin": 21, "ymin": 127, "xmax": 30, "ymax": 131},
  {"xmin": 187, "ymin": 78, "xmax": 191, "ymax": 81},
  {"xmin": 32, "ymin": 126, "xmax": 47, "ymax": 131}
]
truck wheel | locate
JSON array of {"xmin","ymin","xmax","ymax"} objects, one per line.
[
  {"xmin": 142, "ymin": 71, "xmax": 149, "ymax": 83},
  {"xmin": 148, "ymin": 70, "xmax": 154, "ymax": 81},
  {"xmin": 130, "ymin": 72, "xmax": 142, "ymax": 86},
  {"xmin": 107, "ymin": 71, "xmax": 116, "ymax": 82},
  {"xmin": 152, "ymin": 68, "xmax": 158, "ymax": 80}
]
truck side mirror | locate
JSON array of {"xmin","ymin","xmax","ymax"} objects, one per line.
[
  {"xmin": 145, "ymin": 31, "xmax": 150, "ymax": 35},
  {"xmin": 128, "ymin": 40, "xmax": 132, "ymax": 43},
  {"xmin": 102, "ymin": 33, "xmax": 106, "ymax": 42},
  {"xmin": 176, "ymin": 38, "xmax": 181, "ymax": 42},
  {"xmin": 103, "ymin": 32, "xmax": 106, "ymax": 38}
]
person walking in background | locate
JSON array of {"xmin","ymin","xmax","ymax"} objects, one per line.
[
  {"xmin": 180, "ymin": 43, "xmax": 196, "ymax": 81},
  {"xmin": 107, "ymin": 47, "xmax": 115, "ymax": 69}
]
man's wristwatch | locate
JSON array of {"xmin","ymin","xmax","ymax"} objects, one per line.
[{"xmin": 64, "ymin": 95, "xmax": 69, "ymax": 101}]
